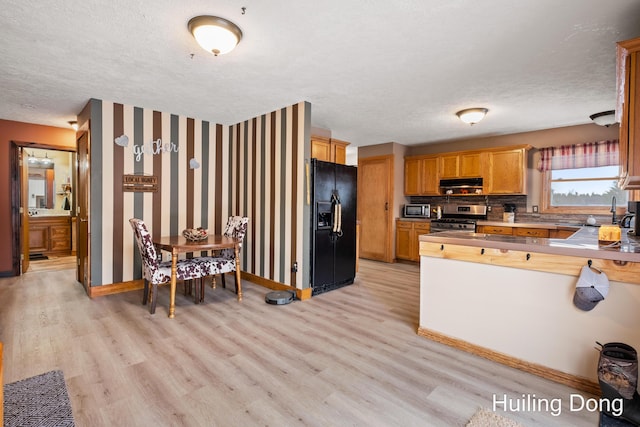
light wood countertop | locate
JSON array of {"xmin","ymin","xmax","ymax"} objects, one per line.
[{"xmin": 420, "ymin": 226, "xmax": 640, "ymax": 263}]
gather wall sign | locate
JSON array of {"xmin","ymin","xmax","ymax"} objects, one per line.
[{"xmin": 114, "ymin": 134, "xmax": 200, "ymax": 169}]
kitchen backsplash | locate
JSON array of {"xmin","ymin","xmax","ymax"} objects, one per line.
[{"xmin": 409, "ymin": 195, "xmax": 613, "ymax": 225}]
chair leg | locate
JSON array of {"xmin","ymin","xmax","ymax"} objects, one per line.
[
  {"xmin": 142, "ymin": 279, "xmax": 149, "ymax": 305},
  {"xmin": 221, "ymin": 273, "xmax": 226, "ymax": 289},
  {"xmin": 200, "ymin": 277, "xmax": 206, "ymax": 303},
  {"xmin": 211, "ymin": 276, "xmax": 216, "ymax": 289},
  {"xmin": 150, "ymin": 282, "xmax": 158, "ymax": 314}
]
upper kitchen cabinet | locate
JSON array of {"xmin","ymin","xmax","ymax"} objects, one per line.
[
  {"xmin": 404, "ymin": 156, "xmax": 439, "ymax": 195},
  {"xmin": 617, "ymin": 36, "xmax": 640, "ymax": 190},
  {"xmin": 311, "ymin": 135, "xmax": 350, "ymax": 164},
  {"xmin": 439, "ymin": 152, "xmax": 482, "ymax": 179},
  {"xmin": 439, "ymin": 154, "xmax": 459, "ymax": 178},
  {"xmin": 484, "ymin": 147, "xmax": 529, "ymax": 195},
  {"xmin": 404, "ymin": 145, "xmax": 529, "ymax": 196},
  {"xmin": 330, "ymin": 138, "xmax": 349, "ymax": 164},
  {"xmin": 459, "ymin": 153, "xmax": 482, "ymax": 177}
]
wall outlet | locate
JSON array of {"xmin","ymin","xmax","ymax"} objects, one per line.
[
  {"xmin": 487, "ymin": 205, "xmax": 492, "ymax": 212},
  {"xmin": 532, "ymin": 205, "xmax": 539, "ymax": 213}
]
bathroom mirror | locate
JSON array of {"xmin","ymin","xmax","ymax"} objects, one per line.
[
  {"xmin": 25, "ymin": 149, "xmax": 75, "ymax": 214},
  {"xmin": 28, "ymin": 164, "xmax": 55, "ymax": 209}
]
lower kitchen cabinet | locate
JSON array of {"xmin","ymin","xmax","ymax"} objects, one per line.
[
  {"xmin": 476, "ymin": 224, "xmax": 513, "ymax": 235},
  {"xmin": 28, "ymin": 216, "xmax": 72, "ymax": 256},
  {"xmin": 396, "ymin": 220, "xmax": 430, "ymax": 262},
  {"xmin": 513, "ymin": 227, "xmax": 549, "ymax": 238},
  {"xmin": 477, "ymin": 224, "xmax": 577, "ymax": 239}
]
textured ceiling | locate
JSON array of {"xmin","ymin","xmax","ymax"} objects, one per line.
[{"xmin": 1, "ymin": 0, "xmax": 639, "ymax": 147}]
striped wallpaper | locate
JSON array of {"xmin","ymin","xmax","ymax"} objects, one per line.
[{"xmin": 86, "ymin": 98, "xmax": 310, "ymax": 289}]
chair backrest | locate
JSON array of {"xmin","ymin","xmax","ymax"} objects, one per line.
[
  {"xmin": 220, "ymin": 216, "xmax": 249, "ymax": 259},
  {"xmin": 223, "ymin": 216, "xmax": 249, "ymax": 242},
  {"xmin": 129, "ymin": 218, "xmax": 159, "ymax": 278}
]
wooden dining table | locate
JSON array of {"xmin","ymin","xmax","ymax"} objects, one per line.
[{"xmin": 153, "ymin": 234, "xmax": 242, "ymax": 318}]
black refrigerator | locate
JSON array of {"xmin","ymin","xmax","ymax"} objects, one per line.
[{"xmin": 310, "ymin": 159, "xmax": 357, "ymax": 296}]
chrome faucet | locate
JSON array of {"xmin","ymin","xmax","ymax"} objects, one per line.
[{"xmin": 611, "ymin": 196, "xmax": 617, "ymax": 224}]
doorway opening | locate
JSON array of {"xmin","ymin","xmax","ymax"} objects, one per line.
[{"xmin": 10, "ymin": 142, "xmax": 77, "ymax": 276}]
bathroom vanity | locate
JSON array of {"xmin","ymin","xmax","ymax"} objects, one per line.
[{"xmin": 29, "ymin": 215, "xmax": 72, "ymax": 256}]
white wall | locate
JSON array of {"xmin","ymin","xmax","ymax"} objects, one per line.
[{"xmin": 420, "ymin": 256, "xmax": 640, "ymax": 382}]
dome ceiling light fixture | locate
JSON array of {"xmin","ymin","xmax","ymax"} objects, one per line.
[
  {"xmin": 188, "ymin": 15, "xmax": 243, "ymax": 56},
  {"xmin": 456, "ymin": 108, "xmax": 488, "ymax": 125},
  {"xmin": 589, "ymin": 110, "xmax": 617, "ymax": 127}
]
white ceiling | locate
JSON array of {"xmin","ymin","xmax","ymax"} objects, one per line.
[{"xmin": 1, "ymin": 0, "xmax": 639, "ymax": 147}]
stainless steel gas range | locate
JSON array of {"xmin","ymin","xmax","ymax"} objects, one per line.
[{"xmin": 430, "ymin": 204, "xmax": 487, "ymax": 232}]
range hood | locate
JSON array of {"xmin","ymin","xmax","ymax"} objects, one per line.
[{"xmin": 439, "ymin": 177, "xmax": 483, "ymax": 195}]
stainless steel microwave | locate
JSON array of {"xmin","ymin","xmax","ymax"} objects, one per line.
[{"xmin": 403, "ymin": 204, "xmax": 430, "ymax": 218}]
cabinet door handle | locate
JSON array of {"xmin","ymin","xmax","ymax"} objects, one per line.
[
  {"xmin": 385, "ymin": 202, "xmax": 388, "ymax": 211},
  {"xmin": 80, "ymin": 218, "xmax": 88, "ymax": 222}
]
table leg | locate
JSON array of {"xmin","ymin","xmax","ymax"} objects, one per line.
[
  {"xmin": 235, "ymin": 245, "xmax": 242, "ymax": 301},
  {"xmin": 169, "ymin": 248, "xmax": 178, "ymax": 318}
]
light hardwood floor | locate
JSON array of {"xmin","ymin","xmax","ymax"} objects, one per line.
[
  {"xmin": 0, "ymin": 260, "xmax": 599, "ymax": 426},
  {"xmin": 27, "ymin": 255, "xmax": 76, "ymax": 272}
]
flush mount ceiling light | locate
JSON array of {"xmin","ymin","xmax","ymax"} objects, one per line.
[
  {"xmin": 589, "ymin": 110, "xmax": 616, "ymax": 127},
  {"xmin": 456, "ymin": 108, "xmax": 488, "ymax": 125},
  {"xmin": 188, "ymin": 15, "xmax": 243, "ymax": 56},
  {"xmin": 68, "ymin": 121, "xmax": 78, "ymax": 131}
]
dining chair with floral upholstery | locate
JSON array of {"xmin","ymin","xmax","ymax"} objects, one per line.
[
  {"xmin": 129, "ymin": 218, "xmax": 206, "ymax": 314},
  {"xmin": 195, "ymin": 216, "xmax": 249, "ymax": 302}
]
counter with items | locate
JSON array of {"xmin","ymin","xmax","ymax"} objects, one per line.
[{"xmin": 417, "ymin": 225, "xmax": 640, "ymax": 394}]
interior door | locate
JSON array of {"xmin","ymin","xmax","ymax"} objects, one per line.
[
  {"xmin": 357, "ymin": 155, "xmax": 393, "ymax": 262},
  {"xmin": 77, "ymin": 131, "xmax": 90, "ymax": 292},
  {"xmin": 20, "ymin": 148, "xmax": 30, "ymax": 274}
]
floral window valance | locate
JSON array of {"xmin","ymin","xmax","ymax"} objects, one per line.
[{"xmin": 536, "ymin": 139, "xmax": 619, "ymax": 171}]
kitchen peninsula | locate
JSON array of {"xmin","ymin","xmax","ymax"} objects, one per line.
[{"xmin": 418, "ymin": 227, "xmax": 640, "ymax": 394}]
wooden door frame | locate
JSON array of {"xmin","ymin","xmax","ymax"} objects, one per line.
[
  {"xmin": 10, "ymin": 141, "xmax": 77, "ymax": 276},
  {"xmin": 76, "ymin": 130, "xmax": 90, "ymax": 293}
]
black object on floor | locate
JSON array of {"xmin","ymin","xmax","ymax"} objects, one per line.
[
  {"xmin": 29, "ymin": 253, "xmax": 49, "ymax": 261},
  {"xmin": 265, "ymin": 290, "xmax": 294, "ymax": 305},
  {"xmin": 600, "ymin": 412, "xmax": 637, "ymax": 426}
]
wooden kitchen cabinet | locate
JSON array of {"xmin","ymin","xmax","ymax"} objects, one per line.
[
  {"xmin": 404, "ymin": 156, "xmax": 439, "ymax": 195},
  {"xmin": 513, "ymin": 227, "xmax": 549, "ymax": 238},
  {"xmin": 311, "ymin": 135, "xmax": 350, "ymax": 164},
  {"xmin": 617, "ymin": 36, "xmax": 640, "ymax": 190},
  {"xmin": 439, "ymin": 153, "xmax": 482, "ymax": 179},
  {"xmin": 396, "ymin": 220, "xmax": 430, "ymax": 262},
  {"xmin": 459, "ymin": 153, "xmax": 482, "ymax": 177},
  {"xmin": 28, "ymin": 216, "xmax": 72, "ymax": 256},
  {"xmin": 331, "ymin": 138, "xmax": 349, "ymax": 164},
  {"xmin": 404, "ymin": 145, "xmax": 528, "ymax": 196},
  {"xmin": 478, "ymin": 224, "xmax": 576, "ymax": 239},
  {"xmin": 439, "ymin": 155, "xmax": 459, "ymax": 178},
  {"xmin": 476, "ymin": 224, "xmax": 513, "ymax": 235},
  {"xmin": 484, "ymin": 148, "xmax": 527, "ymax": 194},
  {"xmin": 311, "ymin": 136, "xmax": 331, "ymax": 161},
  {"xmin": 404, "ymin": 158, "xmax": 421, "ymax": 195}
]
